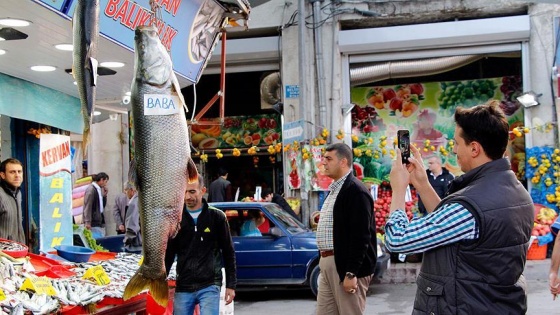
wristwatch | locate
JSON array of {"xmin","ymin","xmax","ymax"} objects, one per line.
[{"xmin": 345, "ymin": 272, "xmax": 356, "ymax": 279}]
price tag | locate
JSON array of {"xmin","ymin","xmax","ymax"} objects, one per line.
[
  {"xmin": 19, "ymin": 275, "xmax": 56, "ymax": 296},
  {"xmin": 0, "ymin": 289, "xmax": 5, "ymax": 301},
  {"xmin": 138, "ymin": 256, "xmax": 144, "ymax": 266},
  {"xmin": 82, "ymin": 265, "xmax": 111, "ymax": 285}
]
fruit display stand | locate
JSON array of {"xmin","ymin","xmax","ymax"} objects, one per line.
[
  {"xmin": 527, "ymin": 238, "xmax": 547, "ymax": 260},
  {"xmin": 373, "ymin": 182, "xmax": 418, "ymax": 234},
  {"xmin": 527, "ymin": 204, "xmax": 558, "ymax": 260}
]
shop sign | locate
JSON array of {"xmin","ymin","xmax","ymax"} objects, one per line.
[
  {"xmin": 287, "ymin": 149, "xmax": 302, "ymax": 190},
  {"xmin": 310, "ymin": 145, "xmax": 332, "ymax": 191},
  {"xmin": 191, "ymin": 114, "xmax": 281, "ymax": 150},
  {"xmin": 39, "ymin": 134, "xmax": 73, "ymax": 253},
  {"xmin": 143, "ymin": 94, "xmax": 182, "ymax": 115},
  {"xmin": 285, "ymin": 85, "xmax": 300, "ymax": 99},
  {"xmin": 83, "ymin": 265, "xmax": 111, "ymax": 285},
  {"xmin": 63, "ymin": 0, "xmax": 230, "ymax": 83},
  {"xmin": 20, "ymin": 275, "xmax": 57, "ymax": 296},
  {"xmin": 34, "ymin": 0, "xmax": 66, "ymax": 11},
  {"xmin": 350, "ymin": 76, "xmax": 524, "ymax": 183},
  {"xmin": 283, "ymin": 119, "xmax": 305, "ymax": 144}
]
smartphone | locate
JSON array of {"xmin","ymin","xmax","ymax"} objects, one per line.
[{"xmin": 397, "ymin": 130, "xmax": 410, "ymax": 164}]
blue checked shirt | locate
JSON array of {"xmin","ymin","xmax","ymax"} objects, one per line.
[
  {"xmin": 316, "ymin": 171, "xmax": 351, "ymax": 251},
  {"xmin": 385, "ymin": 203, "xmax": 479, "ymax": 254}
]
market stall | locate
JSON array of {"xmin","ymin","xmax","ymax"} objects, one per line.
[{"xmin": 0, "ymin": 239, "xmax": 161, "ymax": 315}]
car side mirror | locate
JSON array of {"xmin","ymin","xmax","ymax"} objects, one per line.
[{"xmin": 270, "ymin": 227, "xmax": 283, "ymax": 238}]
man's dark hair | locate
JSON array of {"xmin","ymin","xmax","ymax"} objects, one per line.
[
  {"xmin": 454, "ymin": 100, "xmax": 509, "ymax": 160},
  {"xmin": 325, "ymin": 143, "xmax": 353, "ymax": 167},
  {"xmin": 93, "ymin": 172, "xmax": 109, "ymax": 182},
  {"xmin": 261, "ymin": 188, "xmax": 272, "ymax": 199},
  {"xmin": 0, "ymin": 158, "xmax": 22, "ymax": 173},
  {"xmin": 218, "ymin": 168, "xmax": 228, "ymax": 176}
]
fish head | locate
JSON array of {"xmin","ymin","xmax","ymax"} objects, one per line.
[{"xmin": 134, "ymin": 25, "xmax": 171, "ymax": 86}]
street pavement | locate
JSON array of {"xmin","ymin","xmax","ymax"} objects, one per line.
[{"xmin": 233, "ymin": 259, "xmax": 558, "ymax": 314}]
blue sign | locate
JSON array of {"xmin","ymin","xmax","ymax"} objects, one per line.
[
  {"xmin": 34, "ymin": 0, "xmax": 68, "ymax": 11},
  {"xmin": 285, "ymin": 85, "xmax": 300, "ymax": 99},
  {"xmin": 283, "ymin": 119, "xmax": 305, "ymax": 144},
  {"xmin": 64, "ymin": 0, "xmax": 226, "ymax": 83},
  {"xmin": 39, "ymin": 135, "xmax": 73, "ymax": 252}
]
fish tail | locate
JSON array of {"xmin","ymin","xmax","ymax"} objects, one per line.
[
  {"xmin": 123, "ymin": 268, "xmax": 169, "ymax": 307},
  {"xmin": 187, "ymin": 158, "xmax": 199, "ymax": 183}
]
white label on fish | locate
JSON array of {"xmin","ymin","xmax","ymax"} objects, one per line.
[{"xmin": 143, "ymin": 94, "xmax": 182, "ymax": 115}]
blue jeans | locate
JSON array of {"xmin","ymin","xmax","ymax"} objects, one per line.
[{"xmin": 173, "ymin": 285, "xmax": 220, "ymax": 315}]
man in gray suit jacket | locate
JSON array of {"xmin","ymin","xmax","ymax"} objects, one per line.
[{"xmin": 113, "ymin": 182, "xmax": 135, "ymax": 234}]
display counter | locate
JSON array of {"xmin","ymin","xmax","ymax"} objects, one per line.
[
  {"xmin": 0, "ymin": 246, "xmax": 157, "ymax": 314},
  {"xmin": 61, "ymin": 294, "xmax": 147, "ymax": 315}
]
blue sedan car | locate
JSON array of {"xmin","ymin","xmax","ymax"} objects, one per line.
[{"xmin": 210, "ymin": 202, "xmax": 390, "ymax": 296}]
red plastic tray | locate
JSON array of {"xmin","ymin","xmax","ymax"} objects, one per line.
[
  {"xmin": 88, "ymin": 251, "xmax": 117, "ymax": 262},
  {"xmin": 28, "ymin": 253, "xmax": 76, "ymax": 278},
  {"xmin": 0, "ymin": 238, "xmax": 28, "ymax": 258}
]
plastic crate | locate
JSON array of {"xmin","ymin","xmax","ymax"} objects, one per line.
[{"xmin": 527, "ymin": 239, "xmax": 547, "ymax": 260}]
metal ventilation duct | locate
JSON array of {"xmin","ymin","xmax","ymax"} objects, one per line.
[{"xmin": 350, "ymin": 55, "xmax": 483, "ymax": 86}]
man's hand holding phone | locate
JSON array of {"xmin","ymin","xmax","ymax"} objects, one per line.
[{"xmin": 397, "ymin": 130, "xmax": 410, "ymax": 164}]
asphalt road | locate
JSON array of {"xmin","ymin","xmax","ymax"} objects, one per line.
[{"xmin": 233, "ymin": 279, "xmax": 557, "ymax": 315}]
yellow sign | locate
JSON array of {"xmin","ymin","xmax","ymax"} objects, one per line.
[
  {"xmin": 0, "ymin": 289, "xmax": 5, "ymax": 301},
  {"xmin": 82, "ymin": 265, "xmax": 111, "ymax": 285},
  {"xmin": 20, "ymin": 275, "xmax": 56, "ymax": 296}
]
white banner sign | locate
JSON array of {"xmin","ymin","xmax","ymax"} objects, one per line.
[{"xmin": 143, "ymin": 94, "xmax": 182, "ymax": 115}]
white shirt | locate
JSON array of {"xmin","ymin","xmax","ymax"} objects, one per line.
[{"xmin": 92, "ymin": 182, "xmax": 104, "ymax": 214}]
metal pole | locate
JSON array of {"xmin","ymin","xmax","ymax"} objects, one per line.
[
  {"xmin": 312, "ymin": 0, "xmax": 327, "ymax": 129},
  {"xmin": 298, "ymin": 0, "xmax": 310, "ymax": 227}
]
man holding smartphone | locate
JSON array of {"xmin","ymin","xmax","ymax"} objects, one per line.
[{"xmin": 386, "ymin": 101, "xmax": 533, "ymax": 314}]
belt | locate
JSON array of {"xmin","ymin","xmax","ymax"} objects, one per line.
[{"xmin": 320, "ymin": 250, "xmax": 334, "ymax": 257}]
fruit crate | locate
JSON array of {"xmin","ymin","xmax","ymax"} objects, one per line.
[{"xmin": 527, "ymin": 239, "xmax": 547, "ymax": 260}]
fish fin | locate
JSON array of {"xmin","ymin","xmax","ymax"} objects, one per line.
[
  {"xmin": 171, "ymin": 222, "xmax": 181, "ymax": 239},
  {"xmin": 128, "ymin": 159, "xmax": 138, "ymax": 190},
  {"xmin": 71, "ymin": 64, "xmax": 76, "ymax": 81},
  {"xmin": 82, "ymin": 125, "xmax": 90, "ymax": 156},
  {"xmin": 89, "ymin": 57, "xmax": 98, "ymax": 86},
  {"xmin": 171, "ymin": 73, "xmax": 187, "ymax": 112},
  {"xmin": 84, "ymin": 304, "xmax": 97, "ymax": 314},
  {"xmin": 123, "ymin": 268, "xmax": 169, "ymax": 307},
  {"xmin": 187, "ymin": 158, "xmax": 199, "ymax": 183}
]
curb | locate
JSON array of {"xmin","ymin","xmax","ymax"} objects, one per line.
[{"xmin": 375, "ymin": 258, "xmax": 551, "ymax": 284}]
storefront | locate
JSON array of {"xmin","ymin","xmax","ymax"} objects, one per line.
[{"xmin": 178, "ymin": 24, "xmax": 283, "ymax": 197}]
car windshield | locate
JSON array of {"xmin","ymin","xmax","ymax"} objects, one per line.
[{"xmin": 264, "ymin": 204, "xmax": 306, "ymax": 233}]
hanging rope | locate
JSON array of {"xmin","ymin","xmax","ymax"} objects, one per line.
[{"xmin": 148, "ymin": 0, "xmax": 163, "ymax": 27}]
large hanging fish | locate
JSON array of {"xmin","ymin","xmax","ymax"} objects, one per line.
[
  {"xmin": 122, "ymin": 25, "xmax": 198, "ymax": 307},
  {"xmin": 72, "ymin": 0, "xmax": 99, "ymax": 152}
]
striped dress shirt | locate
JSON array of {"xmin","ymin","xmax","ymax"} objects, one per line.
[
  {"xmin": 385, "ymin": 202, "xmax": 479, "ymax": 254},
  {"xmin": 316, "ymin": 171, "xmax": 350, "ymax": 251}
]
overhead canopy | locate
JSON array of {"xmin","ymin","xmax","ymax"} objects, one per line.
[{"xmin": 0, "ymin": 73, "xmax": 83, "ymax": 133}]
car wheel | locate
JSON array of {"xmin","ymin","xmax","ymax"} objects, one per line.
[{"xmin": 309, "ymin": 264, "xmax": 320, "ymax": 297}]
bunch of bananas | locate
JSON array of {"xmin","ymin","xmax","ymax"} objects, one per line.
[
  {"xmin": 537, "ymin": 207, "xmax": 557, "ymax": 223},
  {"xmin": 286, "ymin": 198, "xmax": 301, "ymax": 212},
  {"xmin": 247, "ymin": 146, "xmax": 258, "ymax": 155},
  {"xmin": 336, "ymin": 130, "xmax": 344, "ymax": 140}
]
